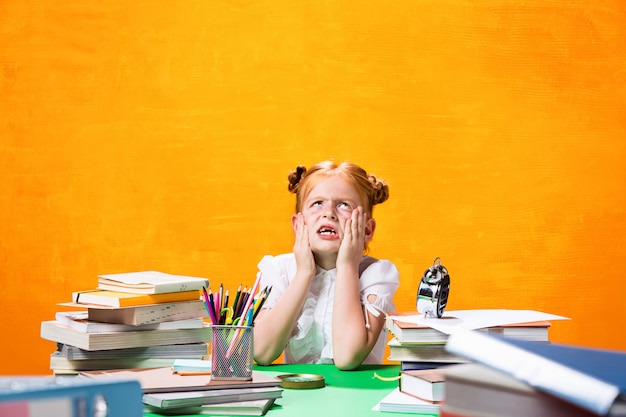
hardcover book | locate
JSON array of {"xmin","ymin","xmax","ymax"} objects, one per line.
[
  {"xmin": 142, "ymin": 386, "xmax": 283, "ymax": 409},
  {"xmin": 399, "ymin": 368, "xmax": 445, "ymax": 403},
  {"xmin": 57, "ymin": 342, "xmax": 208, "ymax": 360},
  {"xmin": 388, "ymin": 337, "xmax": 467, "ymax": 363},
  {"xmin": 143, "ymin": 398, "xmax": 277, "ymax": 416},
  {"xmin": 445, "ymin": 330, "xmax": 626, "ymax": 416},
  {"xmin": 374, "ymin": 387, "xmax": 440, "ymax": 415},
  {"xmin": 97, "ymin": 271, "xmax": 209, "ymax": 294},
  {"xmin": 442, "ymin": 362, "xmax": 600, "ymax": 417},
  {"xmin": 87, "ymin": 300, "xmax": 207, "ymax": 325},
  {"xmin": 70, "ymin": 289, "xmax": 201, "ymax": 308},
  {"xmin": 386, "ymin": 315, "xmax": 552, "ymax": 344},
  {"xmin": 0, "ymin": 376, "xmax": 143, "ymax": 417},
  {"xmin": 40, "ymin": 320, "xmax": 211, "ymax": 351},
  {"xmin": 55, "ymin": 311, "xmax": 204, "ymax": 333},
  {"xmin": 49, "ymin": 352, "xmax": 180, "ymax": 373}
]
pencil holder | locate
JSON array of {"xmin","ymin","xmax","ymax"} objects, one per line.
[{"xmin": 210, "ymin": 325, "xmax": 253, "ymax": 381}]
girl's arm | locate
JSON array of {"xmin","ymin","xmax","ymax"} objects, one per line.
[
  {"xmin": 332, "ymin": 207, "xmax": 384, "ymax": 370},
  {"xmin": 252, "ymin": 269, "xmax": 315, "ymax": 365},
  {"xmin": 253, "ymin": 214, "xmax": 316, "ymax": 365}
]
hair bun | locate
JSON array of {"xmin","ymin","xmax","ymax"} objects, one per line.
[
  {"xmin": 369, "ymin": 174, "xmax": 390, "ymax": 205},
  {"xmin": 288, "ymin": 165, "xmax": 307, "ymax": 193}
]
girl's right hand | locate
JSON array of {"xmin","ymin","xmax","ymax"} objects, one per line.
[{"xmin": 293, "ymin": 213, "xmax": 316, "ymax": 278}]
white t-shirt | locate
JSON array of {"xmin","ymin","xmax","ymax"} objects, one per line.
[{"xmin": 256, "ymin": 253, "xmax": 400, "ymax": 364}]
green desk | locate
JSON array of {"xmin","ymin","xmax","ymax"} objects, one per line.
[{"xmin": 144, "ymin": 364, "xmax": 419, "ymax": 417}]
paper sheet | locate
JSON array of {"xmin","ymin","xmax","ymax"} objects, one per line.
[{"xmin": 387, "ymin": 309, "xmax": 570, "ymax": 335}]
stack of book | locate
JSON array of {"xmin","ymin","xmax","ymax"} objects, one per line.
[
  {"xmin": 80, "ymin": 366, "xmax": 283, "ymax": 416},
  {"xmin": 385, "ymin": 309, "xmax": 564, "ymax": 372},
  {"xmin": 440, "ymin": 330, "xmax": 626, "ymax": 417},
  {"xmin": 40, "ymin": 271, "xmax": 212, "ymax": 373},
  {"xmin": 374, "ymin": 368, "xmax": 444, "ymax": 415},
  {"xmin": 376, "ymin": 309, "xmax": 570, "ymax": 414}
]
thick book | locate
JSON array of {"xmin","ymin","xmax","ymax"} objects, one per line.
[
  {"xmin": 399, "ymin": 368, "xmax": 445, "ymax": 403},
  {"xmin": 80, "ymin": 367, "xmax": 282, "ymax": 394},
  {"xmin": 445, "ymin": 330, "xmax": 626, "ymax": 416},
  {"xmin": 143, "ymin": 398, "xmax": 277, "ymax": 416},
  {"xmin": 50, "ymin": 351, "xmax": 180, "ymax": 372},
  {"xmin": 71, "ymin": 289, "xmax": 201, "ymax": 308},
  {"xmin": 55, "ymin": 311, "xmax": 204, "ymax": 333},
  {"xmin": 388, "ymin": 337, "xmax": 467, "ymax": 363},
  {"xmin": 374, "ymin": 387, "xmax": 440, "ymax": 415},
  {"xmin": 88, "ymin": 300, "xmax": 207, "ymax": 325},
  {"xmin": 386, "ymin": 315, "xmax": 552, "ymax": 344},
  {"xmin": 97, "ymin": 271, "xmax": 209, "ymax": 294},
  {"xmin": 41, "ymin": 320, "xmax": 211, "ymax": 351},
  {"xmin": 142, "ymin": 386, "xmax": 283, "ymax": 409},
  {"xmin": 441, "ymin": 362, "xmax": 600, "ymax": 417},
  {"xmin": 57, "ymin": 342, "xmax": 208, "ymax": 360},
  {"xmin": 386, "ymin": 316, "xmax": 452, "ymax": 344}
]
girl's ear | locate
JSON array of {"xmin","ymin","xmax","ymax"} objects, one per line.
[
  {"xmin": 364, "ymin": 217, "xmax": 376, "ymax": 242},
  {"xmin": 291, "ymin": 213, "xmax": 299, "ymax": 233}
]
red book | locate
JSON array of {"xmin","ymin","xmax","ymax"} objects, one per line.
[
  {"xmin": 399, "ymin": 368, "xmax": 445, "ymax": 403},
  {"xmin": 386, "ymin": 313, "xmax": 552, "ymax": 344}
]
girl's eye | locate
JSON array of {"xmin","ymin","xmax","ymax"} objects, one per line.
[
  {"xmin": 311, "ymin": 201, "xmax": 323, "ymax": 207},
  {"xmin": 338, "ymin": 202, "xmax": 351, "ymax": 211}
]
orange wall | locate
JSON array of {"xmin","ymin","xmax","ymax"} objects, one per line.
[{"xmin": 1, "ymin": 1, "xmax": 625, "ymax": 375}]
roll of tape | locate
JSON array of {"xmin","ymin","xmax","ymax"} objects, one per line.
[{"xmin": 277, "ymin": 373, "xmax": 325, "ymax": 389}]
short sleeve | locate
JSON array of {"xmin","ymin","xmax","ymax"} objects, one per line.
[
  {"xmin": 256, "ymin": 254, "xmax": 297, "ymax": 310},
  {"xmin": 359, "ymin": 259, "xmax": 400, "ymax": 314}
]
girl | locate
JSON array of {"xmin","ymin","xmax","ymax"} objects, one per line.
[{"xmin": 253, "ymin": 160, "xmax": 399, "ymax": 370}]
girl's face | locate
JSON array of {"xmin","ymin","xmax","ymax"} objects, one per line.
[{"xmin": 294, "ymin": 175, "xmax": 374, "ymax": 255}]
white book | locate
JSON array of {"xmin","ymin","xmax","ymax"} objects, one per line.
[
  {"xmin": 373, "ymin": 387, "xmax": 440, "ymax": 414},
  {"xmin": 82, "ymin": 300, "xmax": 207, "ymax": 326},
  {"xmin": 97, "ymin": 271, "xmax": 209, "ymax": 294},
  {"xmin": 41, "ymin": 320, "xmax": 211, "ymax": 351},
  {"xmin": 143, "ymin": 398, "xmax": 277, "ymax": 416},
  {"xmin": 55, "ymin": 311, "xmax": 204, "ymax": 333},
  {"xmin": 57, "ymin": 342, "xmax": 208, "ymax": 360},
  {"xmin": 50, "ymin": 352, "xmax": 180, "ymax": 372},
  {"xmin": 143, "ymin": 386, "xmax": 283, "ymax": 409}
]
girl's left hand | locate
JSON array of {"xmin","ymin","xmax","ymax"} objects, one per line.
[{"xmin": 337, "ymin": 206, "xmax": 366, "ymax": 268}]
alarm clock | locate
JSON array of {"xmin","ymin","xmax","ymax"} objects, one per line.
[{"xmin": 416, "ymin": 257, "xmax": 451, "ymax": 318}]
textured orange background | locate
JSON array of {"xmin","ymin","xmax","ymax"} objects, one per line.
[{"xmin": 1, "ymin": 1, "xmax": 625, "ymax": 375}]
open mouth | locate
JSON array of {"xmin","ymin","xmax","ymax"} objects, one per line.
[{"xmin": 318, "ymin": 226, "xmax": 338, "ymax": 236}]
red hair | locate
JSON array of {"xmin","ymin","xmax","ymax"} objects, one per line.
[{"xmin": 287, "ymin": 160, "xmax": 389, "ymax": 216}]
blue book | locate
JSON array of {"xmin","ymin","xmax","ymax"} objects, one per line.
[
  {"xmin": 400, "ymin": 361, "xmax": 458, "ymax": 371},
  {"xmin": 445, "ymin": 330, "xmax": 626, "ymax": 416},
  {"xmin": 0, "ymin": 376, "xmax": 143, "ymax": 416}
]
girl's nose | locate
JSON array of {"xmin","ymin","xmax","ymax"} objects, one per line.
[{"xmin": 324, "ymin": 207, "xmax": 337, "ymax": 220}]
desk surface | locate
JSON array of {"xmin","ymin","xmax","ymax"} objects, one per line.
[{"xmin": 144, "ymin": 364, "xmax": 419, "ymax": 417}]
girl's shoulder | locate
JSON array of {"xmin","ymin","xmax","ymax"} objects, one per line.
[
  {"xmin": 360, "ymin": 256, "xmax": 399, "ymax": 282},
  {"xmin": 360, "ymin": 256, "xmax": 396, "ymax": 269},
  {"xmin": 260, "ymin": 252, "xmax": 295, "ymax": 265},
  {"xmin": 257, "ymin": 253, "xmax": 297, "ymax": 275}
]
